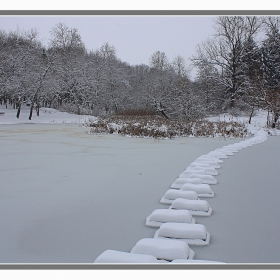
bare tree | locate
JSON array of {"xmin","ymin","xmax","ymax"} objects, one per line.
[
  {"xmin": 260, "ymin": 17, "xmax": 280, "ymax": 127},
  {"xmin": 192, "ymin": 16, "xmax": 262, "ymax": 110}
]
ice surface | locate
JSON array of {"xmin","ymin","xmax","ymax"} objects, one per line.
[
  {"xmin": 130, "ymin": 238, "xmax": 194, "ymax": 261},
  {"xmin": 1, "ymin": 123, "xmax": 235, "ymax": 263},
  {"xmin": 1, "ymin": 108, "xmax": 278, "ymax": 263},
  {"xmin": 146, "ymin": 209, "xmax": 195, "ymax": 227},
  {"xmin": 170, "ymin": 198, "xmax": 212, "ymax": 216},
  {"xmin": 154, "ymin": 223, "xmax": 210, "ymax": 246},
  {"xmin": 94, "ymin": 250, "xmax": 158, "ymax": 263}
]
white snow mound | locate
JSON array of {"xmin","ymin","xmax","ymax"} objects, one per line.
[
  {"xmin": 180, "ymin": 183, "xmax": 214, "ymax": 198},
  {"xmin": 146, "ymin": 209, "xmax": 195, "ymax": 227},
  {"xmin": 180, "ymin": 169, "xmax": 207, "ymax": 176},
  {"xmin": 207, "ymin": 151, "xmax": 228, "ymax": 159},
  {"xmin": 94, "ymin": 250, "xmax": 158, "ymax": 263},
  {"xmin": 214, "ymin": 148, "xmax": 235, "ymax": 155},
  {"xmin": 130, "ymin": 238, "xmax": 195, "ymax": 261},
  {"xmin": 160, "ymin": 189, "xmax": 198, "ymax": 204},
  {"xmin": 191, "ymin": 160, "xmax": 221, "ymax": 169},
  {"xmin": 196, "ymin": 155, "xmax": 224, "ymax": 163},
  {"xmin": 170, "ymin": 198, "xmax": 212, "ymax": 216},
  {"xmin": 185, "ymin": 166, "xmax": 218, "ymax": 176},
  {"xmin": 171, "ymin": 259, "xmax": 226, "ymax": 264},
  {"xmin": 154, "ymin": 223, "xmax": 210, "ymax": 246},
  {"xmin": 174, "ymin": 174, "xmax": 217, "ymax": 185},
  {"xmin": 171, "ymin": 178, "xmax": 203, "ymax": 189}
]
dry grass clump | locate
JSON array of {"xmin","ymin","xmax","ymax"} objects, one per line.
[{"xmin": 84, "ymin": 115, "xmax": 250, "ymax": 139}]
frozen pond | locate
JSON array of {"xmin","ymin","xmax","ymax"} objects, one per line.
[
  {"xmin": 0, "ymin": 123, "xmax": 239, "ymax": 263},
  {"xmin": 192, "ymin": 135, "xmax": 280, "ymax": 263},
  {"xmin": 1, "ymin": 123, "xmax": 280, "ymax": 264}
]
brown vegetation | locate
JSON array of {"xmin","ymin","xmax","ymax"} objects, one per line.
[{"xmin": 84, "ymin": 114, "xmax": 250, "ymax": 139}]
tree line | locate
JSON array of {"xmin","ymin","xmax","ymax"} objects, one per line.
[{"xmin": 0, "ymin": 17, "xmax": 280, "ymax": 127}]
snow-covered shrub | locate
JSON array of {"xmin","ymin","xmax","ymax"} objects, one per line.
[{"xmin": 84, "ymin": 115, "xmax": 251, "ymax": 139}]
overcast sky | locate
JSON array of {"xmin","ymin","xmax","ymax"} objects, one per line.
[{"xmin": 0, "ymin": 16, "xmax": 217, "ymax": 78}]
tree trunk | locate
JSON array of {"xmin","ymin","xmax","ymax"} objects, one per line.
[
  {"xmin": 267, "ymin": 109, "xmax": 270, "ymax": 127},
  {"xmin": 36, "ymin": 103, "xmax": 40, "ymax": 116},
  {"xmin": 159, "ymin": 109, "xmax": 169, "ymax": 119},
  {"xmin": 16, "ymin": 103, "xmax": 21, "ymax": 119},
  {"xmin": 29, "ymin": 103, "xmax": 34, "ymax": 120},
  {"xmin": 230, "ymin": 95, "xmax": 235, "ymax": 108},
  {"xmin": 248, "ymin": 106, "xmax": 254, "ymax": 124},
  {"xmin": 271, "ymin": 113, "xmax": 279, "ymax": 128}
]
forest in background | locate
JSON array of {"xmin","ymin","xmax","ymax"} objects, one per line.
[{"xmin": 0, "ymin": 16, "xmax": 280, "ymax": 128}]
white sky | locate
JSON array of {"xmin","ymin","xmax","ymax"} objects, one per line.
[{"xmin": 0, "ymin": 16, "xmax": 216, "ymax": 77}]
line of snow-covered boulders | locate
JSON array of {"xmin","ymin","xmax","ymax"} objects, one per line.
[
  {"xmin": 84, "ymin": 115, "xmax": 251, "ymax": 139},
  {"xmin": 94, "ymin": 129, "xmax": 268, "ymax": 264}
]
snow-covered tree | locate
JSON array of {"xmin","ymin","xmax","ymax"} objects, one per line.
[
  {"xmin": 49, "ymin": 23, "xmax": 88, "ymax": 115},
  {"xmin": 192, "ymin": 16, "xmax": 262, "ymax": 110},
  {"xmin": 260, "ymin": 17, "xmax": 280, "ymax": 127}
]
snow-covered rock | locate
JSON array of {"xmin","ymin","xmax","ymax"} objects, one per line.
[
  {"xmin": 224, "ymin": 144, "xmax": 243, "ymax": 150},
  {"xmin": 130, "ymin": 238, "xmax": 195, "ymax": 261},
  {"xmin": 184, "ymin": 166, "xmax": 219, "ymax": 176},
  {"xmin": 196, "ymin": 155, "xmax": 224, "ymax": 164},
  {"xmin": 169, "ymin": 198, "xmax": 212, "ymax": 216},
  {"xmin": 214, "ymin": 148, "xmax": 235, "ymax": 155},
  {"xmin": 94, "ymin": 250, "xmax": 159, "ymax": 263},
  {"xmin": 190, "ymin": 160, "xmax": 221, "ymax": 169},
  {"xmin": 160, "ymin": 189, "xmax": 198, "ymax": 204},
  {"xmin": 154, "ymin": 223, "xmax": 210, "ymax": 246},
  {"xmin": 174, "ymin": 174, "xmax": 217, "ymax": 185},
  {"xmin": 207, "ymin": 151, "xmax": 228, "ymax": 159},
  {"xmin": 180, "ymin": 169, "xmax": 207, "ymax": 176},
  {"xmin": 180, "ymin": 183, "xmax": 214, "ymax": 198},
  {"xmin": 171, "ymin": 178, "xmax": 203, "ymax": 189},
  {"xmin": 146, "ymin": 209, "xmax": 195, "ymax": 227}
]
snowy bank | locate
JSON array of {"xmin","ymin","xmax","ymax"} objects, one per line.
[{"xmin": 0, "ymin": 106, "xmax": 94, "ymax": 125}]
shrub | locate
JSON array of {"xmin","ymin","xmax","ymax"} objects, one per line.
[{"xmin": 84, "ymin": 115, "xmax": 251, "ymax": 139}]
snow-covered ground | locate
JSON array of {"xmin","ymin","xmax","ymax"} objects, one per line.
[
  {"xmin": 0, "ymin": 106, "xmax": 279, "ymax": 263},
  {"xmin": 0, "ymin": 105, "xmax": 94, "ymax": 125}
]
